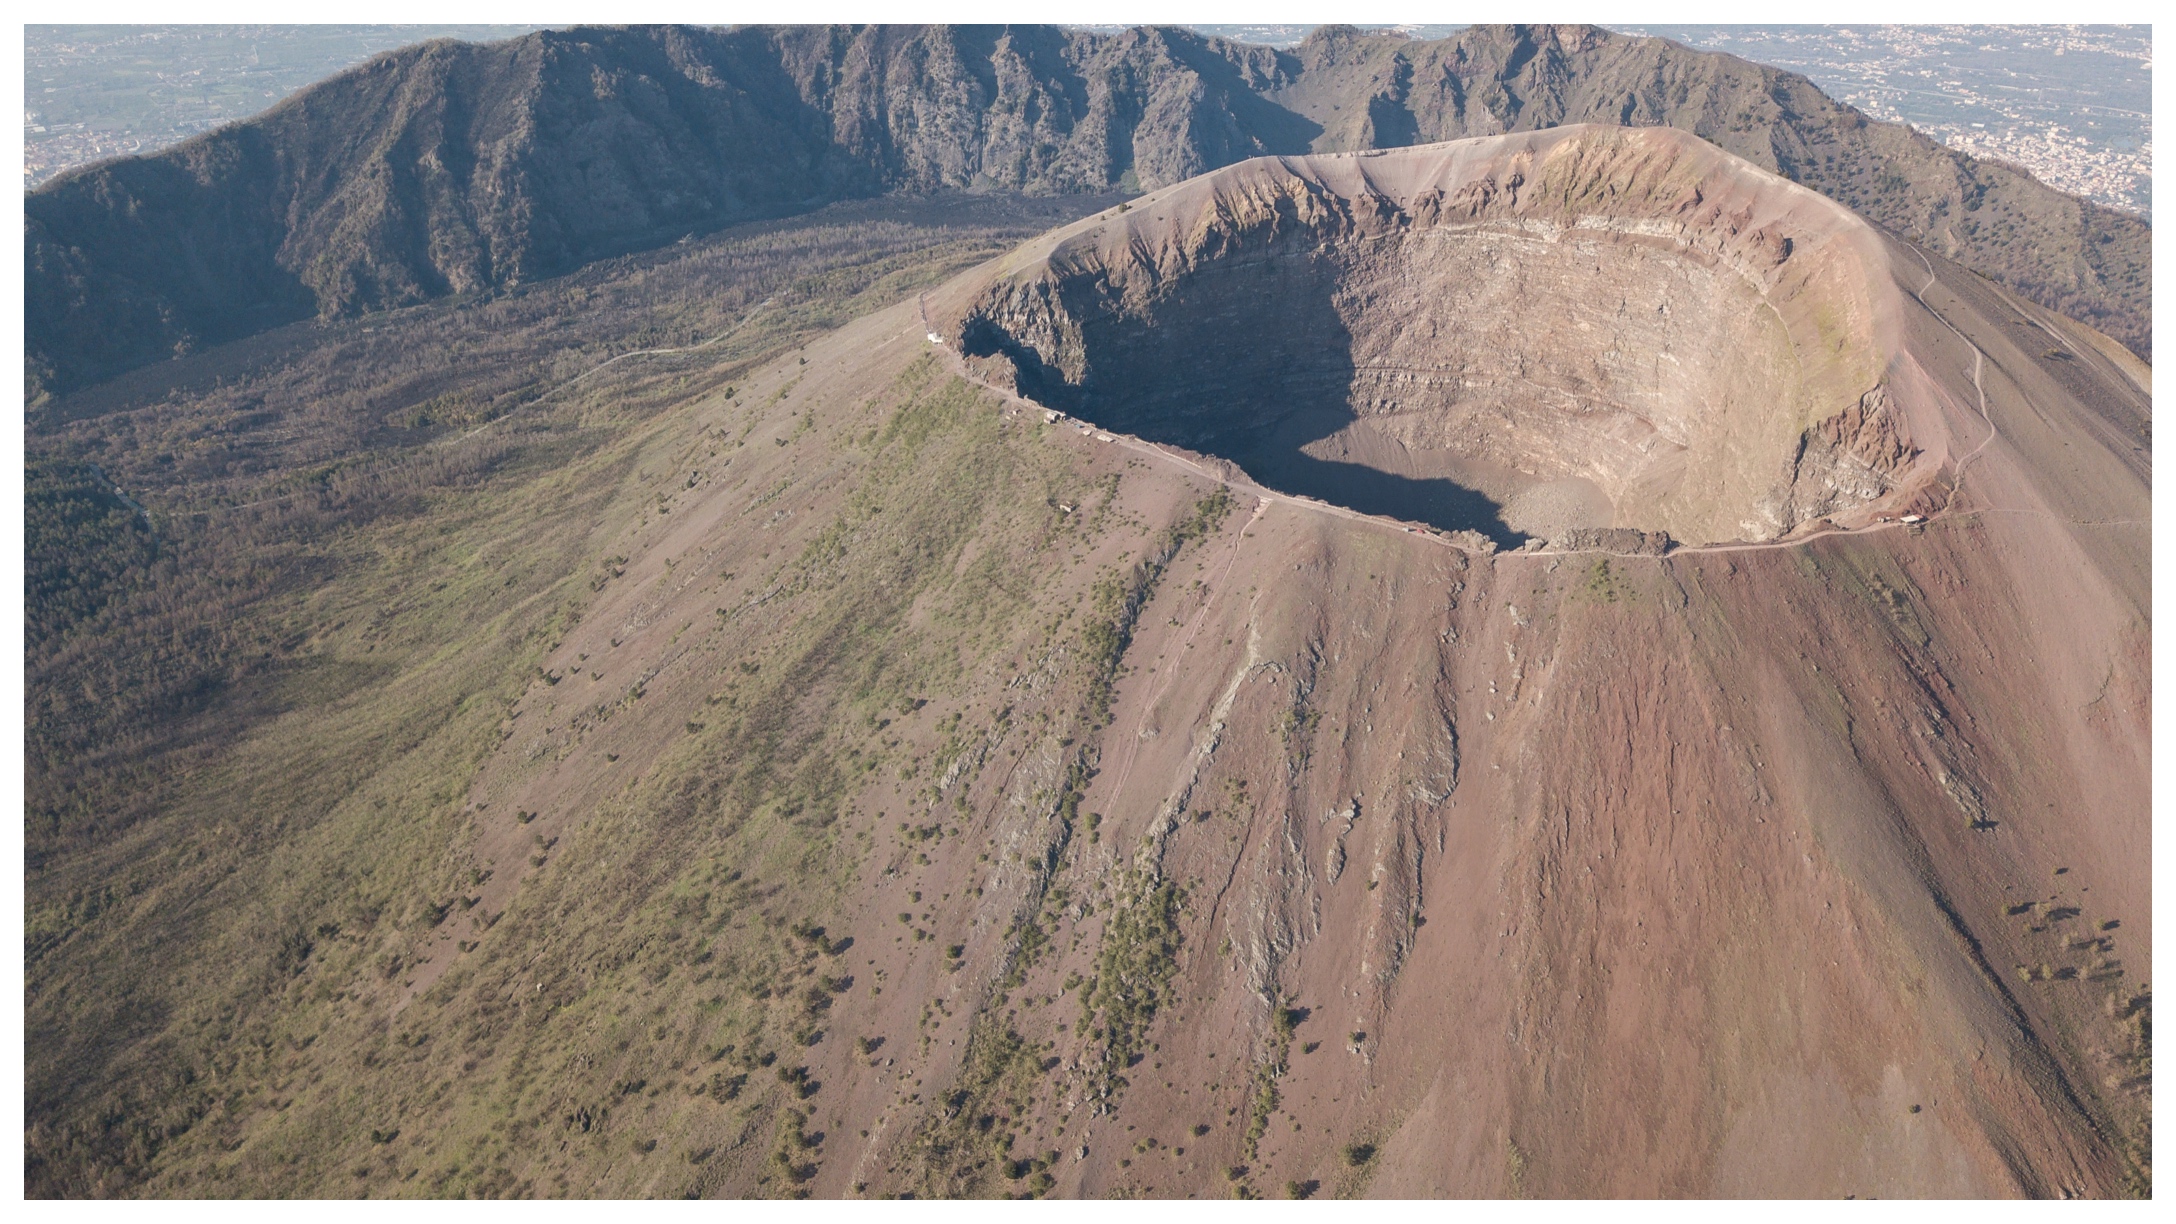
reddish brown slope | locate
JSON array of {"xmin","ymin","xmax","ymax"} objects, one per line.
[{"xmin": 379, "ymin": 129, "xmax": 2146, "ymax": 1197}]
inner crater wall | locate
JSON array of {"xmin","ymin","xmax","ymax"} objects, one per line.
[{"xmin": 955, "ymin": 129, "xmax": 1918, "ymax": 546}]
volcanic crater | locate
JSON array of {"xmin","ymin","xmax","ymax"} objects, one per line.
[{"xmin": 947, "ymin": 125, "xmax": 1925, "ymax": 547}]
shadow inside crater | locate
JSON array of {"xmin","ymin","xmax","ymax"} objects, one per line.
[
  {"xmin": 961, "ymin": 256, "xmax": 1529, "ymax": 547},
  {"xmin": 1244, "ymin": 449, "xmax": 1528, "ymax": 547}
]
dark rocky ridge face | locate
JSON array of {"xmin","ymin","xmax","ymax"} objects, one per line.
[{"xmin": 26, "ymin": 23, "xmax": 2150, "ymax": 400}]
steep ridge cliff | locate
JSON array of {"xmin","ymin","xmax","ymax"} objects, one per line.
[{"xmin": 26, "ymin": 23, "xmax": 2149, "ymax": 400}]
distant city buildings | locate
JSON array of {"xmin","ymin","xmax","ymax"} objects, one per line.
[
  {"xmin": 25, "ymin": 24, "xmax": 538, "ymax": 189},
  {"xmin": 25, "ymin": 117, "xmax": 214, "ymax": 184},
  {"xmin": 1625, "ymin": 24, "xmax": 2150, "ymax": 214},
  {"xmin": 1903, "ymin": 120, "xmax": 2147, "ymax": 215}
]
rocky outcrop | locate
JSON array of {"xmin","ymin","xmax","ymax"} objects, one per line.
[
  {"xmin": 1777, "ymin": 385, "xmax": 1920, "ymax": 530},
  {"xmin": 1548, "ymin": 527, "xmax": 1673, "ymax": 555}
]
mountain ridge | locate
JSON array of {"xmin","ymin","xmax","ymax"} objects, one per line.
[{"xmin": 25, "ymin": 22, "xmax": 2151, "ymax": 401}]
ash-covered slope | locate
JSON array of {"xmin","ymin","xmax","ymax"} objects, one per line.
[
  {"xmin": 24, "ymin": 127, "xmax": 2148, "ymax": 1199},
  {"xmin": 430, "ymin": 135, "xmax": 2146, "ymax": 1194},
  {"xmin": 25, "ymin": 23, "xmax": 2148, "ymax": 401}
]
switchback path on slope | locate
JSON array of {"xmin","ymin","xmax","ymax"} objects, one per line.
[{"xmin": 1906, "ymin": 244, "xmax": 2000, "ymax": 508}]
